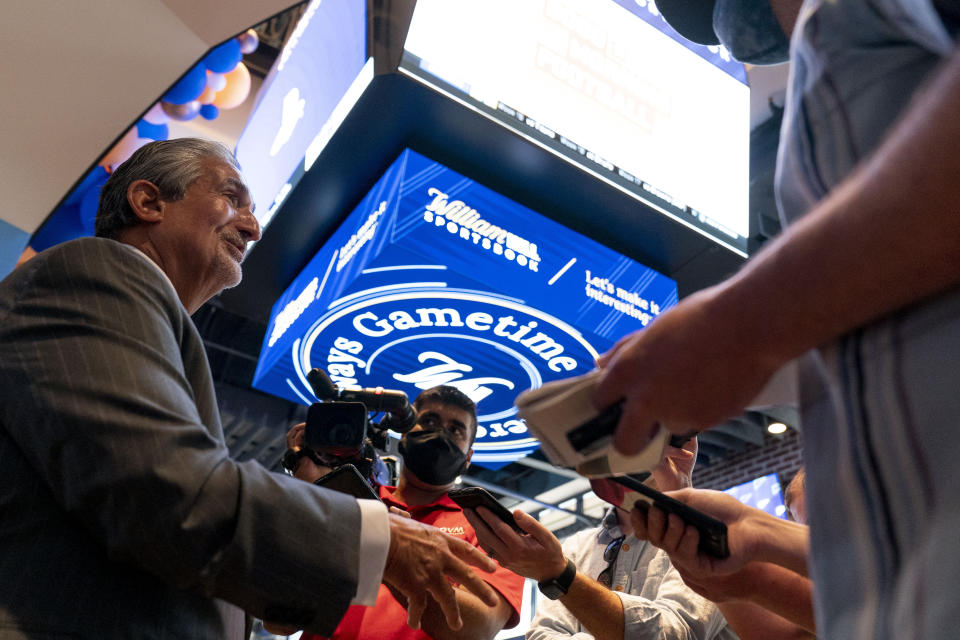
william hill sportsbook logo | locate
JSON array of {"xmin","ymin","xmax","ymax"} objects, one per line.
[
  {"xmin": 292, "ymin": 289, "xmax": 599, "ymax": 456},
  {"xmin": 423, "ymin": 188, "xmax": 542, "ymax": 272}
]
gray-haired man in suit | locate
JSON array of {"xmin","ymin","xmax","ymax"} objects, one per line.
[{"xmin": 0, "ymin": 138, "xmax": 498, "ymax": 639}]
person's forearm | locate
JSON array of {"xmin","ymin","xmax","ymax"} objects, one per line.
[
  {"xmin": 733, "ymin": 563, "xmax": 815, "ymax": 631},
  {"xmin": 714, "ymin": 46, "xmax": 960, "ymax": 368},
  {"xmin": 748, "ymin": 513, "xmax": 809, "ymax": 577},
  {"xmin": 716, "ymin": 601, "xmax": 815, "ymax": 640},
  {"xmin": 526, "ymin": 592, "xmax": 594, "ymax": 640},
  {"xmin": 417, "ymin": 587, "xmax": 511, "ymax": 640},
  {"xmin": 556, "ymin": 572, "xmax": 624, "ymax": 640}
]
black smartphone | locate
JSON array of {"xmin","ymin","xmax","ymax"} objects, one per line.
[
  {"xmin": 313, "ymin": 464, "xmax": 381, "ymax": 501},
  {"xmin": 611, "ymin": 475, "xmax": 729, "ymax": 559},
  {"xmin": 566, "ymin": 400, "xmax": 696, "ymax": 455},
  {"xmin": 566, "ymin": 401, "xmax": 622, "ymax": 455},
  {"xmin": 448, "ymin": 486, "xmax": 525, "ymax": 534}
]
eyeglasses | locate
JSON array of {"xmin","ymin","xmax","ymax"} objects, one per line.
[{"xmin": 597, "ymin": 535, "xmax": 625, "ymax": 588}]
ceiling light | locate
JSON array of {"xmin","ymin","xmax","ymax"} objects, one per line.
[{"xmin": 767, "ymin": 422, "xmax": 788, "ymax": 435}]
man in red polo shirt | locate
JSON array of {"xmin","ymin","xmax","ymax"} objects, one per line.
[{"xmin": 279, "ymin": 385, "xmax": 524, "ymax": 640}]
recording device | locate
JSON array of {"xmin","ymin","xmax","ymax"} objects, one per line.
[
  {"xmin": 515, "ymin": 370, "xmax": 669, "ymax": 477},
  {"xmin": 313, "ymin": 464, "xmax": 381, "ymax": 501},
  {"xmin": 611, "ymin": 474, "xmax": 729, "ymax": 559},
  {"xmin": 303, "ymin": 368, "xmax": 417, "ymax": 486},
  {"xmin": 448, "ymin": 486, "xmax": 525, "ymax": 534}
]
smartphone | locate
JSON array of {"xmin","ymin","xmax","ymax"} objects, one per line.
[
  {"xmin": 313, "ymin": 464, "xmax": 381, "ymax": 501},
  {"xmin": 448, "ymin": 486, "xmax": 525, "ymax": 534},
  {"xmin": 611, "ymin": 475, "xmax": 729, "ymax": 559},
  {"xmin": 565, "ymin": 400, "xmax": 695, "ymax": 455}
]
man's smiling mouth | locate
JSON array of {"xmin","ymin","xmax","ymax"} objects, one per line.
[{"xmin": 224, "ymin": 237, "xmax": 246, "ymax": 262}]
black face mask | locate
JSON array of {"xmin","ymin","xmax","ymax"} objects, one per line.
[
  {"xmin": 713, "ymin": 0, "xmax": 790, "ymax": 65},
  {"xmin": 399, "ymin": 428, "xmax": 469, "ymax": 486}
]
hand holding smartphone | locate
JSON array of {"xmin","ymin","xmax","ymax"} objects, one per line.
[
  {"xmin": 448, "ymin": 487, "xmax": 525, "ymax": 535},
  {"xmin": 313, "ymin": 464, "xmax": 381, "ymax": 501},
  {"xmin": 611, "ymin": 475, "xmax": 729, "ymax": 559}
]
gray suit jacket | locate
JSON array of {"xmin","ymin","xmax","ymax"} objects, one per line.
[{"xmin": 0, "ymin": 238, "xmax": 361, "ymax": 638}]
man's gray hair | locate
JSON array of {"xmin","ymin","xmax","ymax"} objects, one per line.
[{"xmin": 94, "ymin": 138, "xmax": 240, "ymax": 239}]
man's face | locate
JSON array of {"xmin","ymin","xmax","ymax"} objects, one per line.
[
  {"xmin": 787, "ymin": 486, "xmax": 807, "ymax": 524},
  {"xmin": 155, "ymin": 157, "xmax": 260, "ymax": 300},
  {"xmin": 411, "ymin": 401, "xmax": 475, "ymax": 458},
  {"xmin": 589, "ymin": 437, "xmax": 697, "ymax": 509}
]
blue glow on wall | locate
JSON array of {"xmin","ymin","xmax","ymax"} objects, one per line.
[
  {"xmin": 254, "ymin": 149, "xmax": 678, "ymax": 469},
  {"xmin": 0, "ymin": 218, "xmax": 31, "ymax": 280}
]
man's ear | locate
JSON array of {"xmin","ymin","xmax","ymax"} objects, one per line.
[{"xmin": 127, "ymin": 180, "xmax": 164, "ymax": 223}]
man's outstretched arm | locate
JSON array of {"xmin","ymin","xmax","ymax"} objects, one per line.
[
  {"xmin": 632, "ymin": 489, "xmax": 815, "ymax": 634},
  {"xmin": 595, "ymin": 45, "xmax": 960, "ymax": 453}
]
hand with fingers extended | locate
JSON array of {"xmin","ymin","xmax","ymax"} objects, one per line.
[
  {"xmin": 286, "ymin": 422, "xmax": 306, "ymax": 450},
  {"xmin": 652, "ymin": 437, "xmax": 698, "ymax": 491},
  {"xmin": 284, "ymin": 422, "xmax": 331, "ymax": 482},
  {"xmin": 592, "ymin": 286, "xmax": 786, "ymax": 457},
  {"xmin": 462, "ymin": 506, "xmax": 567, "ymax": 583},
  {"xmin": 631, "ymin": 488, "xmax": 757, "ymax": 577},
  {"xmin": 632, "ymin": 489, "xmax": 818, "ymax": 635},
  {"xmin": 631, "ymin": 488, "xmax": 810, "ymax": 578},
  {"xmin": 382, "ymin": 512, "xmax": 500, "ymax": 631}
]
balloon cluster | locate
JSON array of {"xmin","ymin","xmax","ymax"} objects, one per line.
[
  {"xmin": 159, "ymin": 29, "xmax": 259, "ymax": 123},
  {"xmin": 100, "ymin": 29, "xmax": 259, "ymax": 171}
]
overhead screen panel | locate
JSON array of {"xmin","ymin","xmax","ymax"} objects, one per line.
[
  {"xmin": 254, "ymin": 149, "xmax": 678, "ymax": 469},
  {"xmin": 400, "ymin": 0, "xmax": 751, "ymax": 256},
  {"xmin": 724, "ymin": 473, "xmax": 788, "ymax": 520},
  {"xmin": 234, "ymin": 0, "xmax": 370, "ymax": 229}
]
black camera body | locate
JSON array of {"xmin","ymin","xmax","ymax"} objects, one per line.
[
  {"xmin": 304, "ymin": 401, "xmax": 370, "ymax": 458},
  {"xmin": 302, "ymin": 368, "xmax": 417, "ymax": 486}
]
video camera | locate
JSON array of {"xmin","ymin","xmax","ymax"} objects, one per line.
[{"xmin": 303, "ymin": 368, "xmax": 418, "ymax": 486}]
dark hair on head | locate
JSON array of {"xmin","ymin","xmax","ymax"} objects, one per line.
[
  {"xmin": 414, "ymin": 386, "xmax": 478, "ymax": 445},
  {"xmin": 95, "ymin": 138, "xmax": 240, "ymax": 240}
]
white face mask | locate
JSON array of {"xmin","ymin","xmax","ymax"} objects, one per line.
[{"xmin": 714, "ymin": 0, "xmax": 791, "ymax": 65}]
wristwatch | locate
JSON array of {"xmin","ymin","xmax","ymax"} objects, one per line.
[
  {"xmin": 281, "ymin": 446, "xmax": 313, "ymax": 473},
  {"xmin": 537, "ymin": 558, "xmax": 577, "ymax": 600}
]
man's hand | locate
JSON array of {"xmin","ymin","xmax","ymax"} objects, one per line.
[
  {"xmin": 632, "ymin": 488, "xmax": 809, "ymax": 578},
  {"xmin": 593, "ymin": 286, "xmax": 785, "ymax": 456},
  {"xmin": 286, "ymin": 422, "xmax": 306, "ymax": 449},
  {"xmin": 285, "ymin": 422, "xmax": 330, "ymax": 482},
  {"xmin": 652, "ymin": 438, "xmax": 698, "ymax": 491},
  {"xmin": 631, "ymin": 488, "xmax": 756, "ymax": 575},
  {"xmin": 382, "ymin": 513, "xmax": 499, "ymax": 631},
  {"xmin": 463, "ymin": 507, "xmax": 566, "ymax": 583}
]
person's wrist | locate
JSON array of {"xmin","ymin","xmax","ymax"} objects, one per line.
[
  {"xmin": 719, "ymin": 252, "xmax": 806, "ymax": 369},
  {"xmin": 538, "ymin": 554, "xmax": 570, "ymax": 583},
  {"xmin": 281, "ymin": 446, "xmax": 305, "ymax": 473},
  {"xmin": 537, "ymin": 557, "xmax": 577, "ymax": 599},
  {"xmin": 293, "ymin": 454, "xmax": 309, "ymax": 473},
  {"xmin": 724, "ymin": 563, "xmax": 764, "ymax": 600},
  {"xmin": 749, "ymin": 510, "xmax": 804, "ymax": 565}
]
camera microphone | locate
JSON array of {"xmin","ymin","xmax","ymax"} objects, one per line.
[
  {"xmin": 337, "ymin": 386, "xmax": 409, "ymax": 412},
  {"xmin": 307, "ymin": 368, "xmax": 339, "ymax": 400},
  {"xmin": 307, "ymin": 367, "xmax": 413, "ymax": 416}
]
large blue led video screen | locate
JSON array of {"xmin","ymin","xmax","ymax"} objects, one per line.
[
  {"xmin": 400, "ymin": 0, "xmax": 751, "ymax": 256},
  {"xmin": 254, "ymin": 149, "xmax": 678, "ymax": 469},
  {"xmin": 234, "ymin": 0, "xmax": 369, "ymax": 230},
  {"xmin": 724, "ymin": 473, "xmax": 788, "ymax": 520}
]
